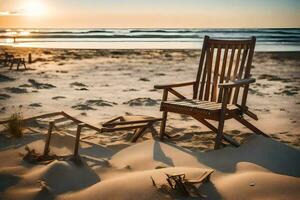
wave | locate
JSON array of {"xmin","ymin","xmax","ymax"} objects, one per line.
[
  {"xmin": 27, "ymin": 30, "xmax": 114, "ymax": 34},
  {"xmin": 1, "ymin": 28, "xmax": 300, "ymax": 48},
  {"xmin": 2, "ymin": 28, "xmax": 300, "ymax": 35}
]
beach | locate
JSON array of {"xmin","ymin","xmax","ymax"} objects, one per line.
[{"xmin": 0, "ymin": 46, "xmax": 300, "ymax": 199}]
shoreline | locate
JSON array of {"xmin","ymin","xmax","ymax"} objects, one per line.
[{"xmin": 1, "ymin": 44, "xmax": 300, "ymax": 52}]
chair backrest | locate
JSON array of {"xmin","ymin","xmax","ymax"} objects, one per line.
[{"xmin": 194, "ymin": 36, "xmax": 256, "ymax": 106}]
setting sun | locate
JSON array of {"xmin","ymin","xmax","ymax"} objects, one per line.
[{"xmin": 22, "ymin": 0, "xmax": 46, "ymax": 16}]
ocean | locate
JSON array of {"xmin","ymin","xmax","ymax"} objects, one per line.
[{"xmin": 0, "ymin": 28, "xmax": 299, "ymax": 51}]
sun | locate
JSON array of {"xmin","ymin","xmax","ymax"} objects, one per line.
[{"xmin": 22, "ymin": 0, "xmax": 47, "ymax": 16}]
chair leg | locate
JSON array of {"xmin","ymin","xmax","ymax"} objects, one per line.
[
  {"xmin": 160, "ymin": 111, "xmax": 168, "ymax": 141},
  {"xmin": 233, "ymin": 114, "xmax": 269, "ymax": 137},
  {"xmin": 214, "ymin": 116, "xmax": 225, "ymax": 149}
]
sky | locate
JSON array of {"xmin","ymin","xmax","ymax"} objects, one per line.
[{"xmin": 0, "ymin": 0, "xmax": 299, "ymax": 28}]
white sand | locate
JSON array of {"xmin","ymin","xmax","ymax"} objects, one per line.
[
  {"xmin": 0, "ymin": 48, "xmax": 300, "ymax": 199},
  {"xmin": 0, "ymin": 131, "xmax": 299, "ymax": 199}
]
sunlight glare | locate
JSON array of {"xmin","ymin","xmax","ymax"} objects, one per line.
[{"xmin": 22, "ymin": 0, "xmax": 47, "ymax": 16}]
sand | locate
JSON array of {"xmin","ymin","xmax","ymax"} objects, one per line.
[{"xmin": 0, "ymin": 46, "xmax": 300, "ymax": 199}]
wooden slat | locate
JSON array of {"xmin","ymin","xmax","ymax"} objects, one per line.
[
  {"xmin": 241, "ymin": 37, "xmax": 256, "ymax": 108},
  {"xmin": 163, "ymin": 99, "xmax": 238, "ymax": 112},
  {"xmin": 101, "ymin": 124, "xmax": 147, "ymax": 132},
  {"xmin": 0, "ymin": 111, "xmax": 63, "ymax": 125},
  {"xmin": 232, "ymin": 113, "xmax": 268, "ymax": 137},
  {"xmin": 228, "ymin": 44, "xmax": 242, "ymax": 104},
  {"xmin": 224, "ymin": 47, "xmax": 235, "ymax": 104},
  {"xmin": 204, "ymin": 45, "xmax": 214, "ymax": 101},
  {"xmin": 232, "ymin": 44, "xmax": 242, "ymax": 80},
  {"xmin": 232, "ymin": 44, "xmax": 249, "ymax": 104},
  {"xmin": 198, "ymin": 47, "xmax": 210, "ymax": 100},
  {"xmin": 211, "ymin": 45, "xmax": 222, "ymax": 102},
  {"xmin": 217, "ymin": 45, "xmax": 229, "ymax": 103},
  {"xmin": 131, "ymin": 123, "xmax": 153, "ymax": 142},
  {"xmin": 103, "ymin": 118, "xmax": 161, "ymax": 127},
  {"xmin": 168, "ymin": 88, "xmax": 187, "ymax": 99},
  {"xmin": 226, "ymin": 47, "xmax": 236, "ymax": 82},
  {"xmin": 207, "ymin": 39, "xmax": 252, "ymax": 46},
  {"xmin": 61, "ymin": 111, "xmax": 102, "ymax": 132},
  {"xmin": 194, "ymin": 36, "xmax": 209, "ymax": 99},
  {"xmin": 102, "ymin": 116, "xmax": 123, "ymax": 126},
  {"xmin": 192, "ymin": 115, "xmax": 240, "ymax": 147}
]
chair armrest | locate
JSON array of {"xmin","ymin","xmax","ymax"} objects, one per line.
[
  {"xmin": 154, "ymin": 81, "xmax": 196, "ymax": 89},
  {"xmin": 218, "ymin": 78, "xmax": 255, "ymax": 88}
]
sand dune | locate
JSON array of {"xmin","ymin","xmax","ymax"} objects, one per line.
[{"xmin": 0, "ymin": 129, "xmax": 299, "ymax": 199}]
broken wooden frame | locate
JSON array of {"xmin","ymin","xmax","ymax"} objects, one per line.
[
  {"xmin": 102, "ymin": 116, "xmax": 162, "ymax": 142},
  {"xmin": 0, "ymin": 111, "xmax": 161, "ymax": 159},
  {"xmin": 165, "ymin": 170, "xmax": 214, "ymax": 197},
  {"xmin": 9, "ymin": 57, "xmax": 27, "ymax": 70}
]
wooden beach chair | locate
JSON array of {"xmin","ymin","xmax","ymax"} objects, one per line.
[
  {"xmin": 0, "ymin": 52, "xmax": 14, "ymax": 67},
  {"xmin": 154, "ymin": 36, "xmax": 268, "ymax": 149},
  {"xmin": 9, "ymin": 57, "xmax": 27, "ymax": 70}
]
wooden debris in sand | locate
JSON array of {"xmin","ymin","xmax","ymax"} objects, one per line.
[
  {"xmin": 43, "ymin": 121, "xmax": 54, "ymax": 156},
  {"xmin": 165, "ymin": 170, "xmax": 214, "ymax": 197},
  {"xmin": 23, "ymin": 145, "xmax": 58, "ymax": 165},
  {"xmin": 102, "ymin": 115, "xmax": 162, "ymax": 142},
  {"xmin": 1, "ymin": 111, "xmax": 100, "ymax": 164}
]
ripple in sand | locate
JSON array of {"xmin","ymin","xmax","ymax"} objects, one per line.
[
  {"xmin": 29, "ymin": 103, "xmax": 42, "ymax": 107},
  {"xmin": 155, "ymin": 73, "xmax": 166, "ymax": 76},
  {"xmin": 75, "ymin": 88, "xmax": 89, "ymax": 91},
  {"xmin": 72, "ymin": 99, "xmax": 117, "ymax": 110},
  {"xmin": 28, "ymin": 79, "xmax": 56, "ymax": 89},
  {"xmin": 5, "ymin": 87, "xmax": 28, "ymax": 93},
  {"xmin": 258, "ymin": 74, "xmax": 291, "ymax": 83},
  {"xmin": 249, "ymin": 88, "xmax": 267, "ymax": 96},
  {"xmin": 0, "ymin": 74, "xmax": 15, "ymax": 82},
  {"xmin": 139, "ymin": 78, "xmax": 150, "ymax": 82},
  {"xmin": 72, "ymin": 104, "xmax": 96, "ymax": 110},
  {"xmin": 70, "ymin": 82, "xmax": 87, "ymax": 87},
  {"xmin": 274, "ymin": 90, "xmax": 298, "ymax": 96},
  {"xmin": 56, "ymin": 70, "xmax": 68, "ymax": 73},
  {"xmin": 123, "ymin": 98, "xmax": 158, "ymax": 106},
  {"xmin": 0, "ymin": 93, "xmax": 11, "ymax": 100},
  {"xmin": 52, "ymin": 96, "xmax": 66, "ymax": 100},
  {"xmin": 273, "ymin": 85, "xmax": 299, "ymax": 96},
  {"xmin": 86, "ymin": 99, "xmax": 117, "ymax": 107},
  {"xmin": 123, "ymin": 88, "xmax": 139, "ymax": 92},
  {"xmin": 19, "ymin": 83, "xmax": 32, "ymax": 87}
]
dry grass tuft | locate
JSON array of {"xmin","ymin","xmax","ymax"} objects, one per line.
[{"xmin": 8, "ymin": 112, "xmax": 23, "ymax": 138}]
